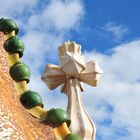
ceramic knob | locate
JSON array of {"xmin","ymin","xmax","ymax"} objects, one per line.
[
  {"xmin": 46, "ymin": 108, "xmax": 71, "ymax": 127},
  {"xmin": 10, "ymin": 61, "xmax": 31, "ymax": 83},
  {"xmin": 4, "ymin": 36, "xmax": 24, "ymax": 57},
  {"xmin": 20, "ymin": 90, "xmax": 43, "ymax": 109},
  {"xmin": 0, "ymin": 18, "xmax": 19, "ymax": 34}
]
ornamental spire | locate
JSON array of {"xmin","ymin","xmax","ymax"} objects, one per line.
[{"xmin": 42, "ymin": 41, "xmax": 103, "ymax": 140}]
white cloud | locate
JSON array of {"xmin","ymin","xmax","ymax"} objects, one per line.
[
  {"xmin": 83, "ymin": 39, "xmax": 140, "ymax": 140},
  {"xmin": 95, "ymin": 22, "xmax": 129, "ymax": 43},
  {"xmin": 43, "ymin": 0, "xmax": 84, "ymax": 31},
  {"xmin": 104, "ymin": 22, "xmax": 129, "ymax": 42},
  {"xmin": 0, "ymin": 0, "xmax": 38, "ymax": 17},
  {"xmin": 26, "ymin": 0, "xmax": 84, "ymax": 32}
]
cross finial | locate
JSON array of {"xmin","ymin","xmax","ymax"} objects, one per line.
[{"xmin": 42, "ymin": 41, "xmax": 103, "ymax": 140}]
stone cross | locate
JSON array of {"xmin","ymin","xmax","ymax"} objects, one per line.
[{"xmin": 41, "ymin": 41, "xmax": 103, "ymax": 140}]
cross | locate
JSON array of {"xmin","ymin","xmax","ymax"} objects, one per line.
[{"xmin": 41, "ymin": 41, "xmax": 103, "ymax": 140}]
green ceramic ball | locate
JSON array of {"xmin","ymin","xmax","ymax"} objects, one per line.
[
  {"xmin": 4, "ymin": 36, "xmax": 24, "ymax": 57},
  {"xmin": 46, "ymin": 108, "xmax": 71, "ymax": 127},
  {"xmin": 20, "ymin": 90, "xmax": 43, "ymax": 109},
  {"xmin": 0, "ymin": 18, "xmax": 19, "ymax": 34},
  {"xmin": 10, "ymin": 61, "xmax": 31, "ymax": 83}
]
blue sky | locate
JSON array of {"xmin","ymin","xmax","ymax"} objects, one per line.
[
  {"xmin": 71, "ymin": 0, "xmax": 140, "ymax": 52},
  {"xmin": 0, "ymin": 0, "xmax": 140, "ymax": 140}
]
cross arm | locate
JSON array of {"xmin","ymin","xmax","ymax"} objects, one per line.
[
  {"xmin": 41, "ymin": 64, "xmax": 66, "ymax": 90},
  {"xmin": 79, "ymin": 61, "xmax": 103, "ymax": 87}
]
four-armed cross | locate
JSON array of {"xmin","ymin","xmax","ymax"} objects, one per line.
[{"xmin": 42, "ymin": 41, "xmax": 103, "ymax": 140}]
